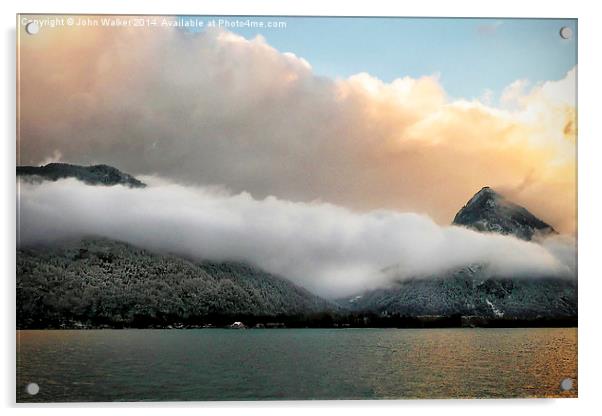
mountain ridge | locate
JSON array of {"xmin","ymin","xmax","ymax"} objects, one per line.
[{"xmin": 17, "ymin": 163, "xmax": 146, "ymax": 188}]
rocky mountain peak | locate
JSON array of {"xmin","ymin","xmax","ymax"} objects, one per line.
[
  {"xmin": 17, "ymin": 163, "xmax": 146, "ymax": 188},
  {"xmin": 452, "ymin": 186, "xmax": 555, "ymax": 241}
]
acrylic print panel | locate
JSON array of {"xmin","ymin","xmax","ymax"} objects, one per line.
[{"xmin": 16, "ymin": 15, "xmax": 577, "ymax": 402}]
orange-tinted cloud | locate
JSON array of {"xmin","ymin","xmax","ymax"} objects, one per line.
[{"xmin": 17, "ymin": 20, "xmax": 577, "ymax": 233}]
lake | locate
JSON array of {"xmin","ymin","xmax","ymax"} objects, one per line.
[{"xmin": 16, "ymin": 328, "xmax": 577, "ymax": 402}]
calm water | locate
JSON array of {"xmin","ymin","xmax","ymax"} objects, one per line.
[{"xmin": 16, "ymin": 328, "xmax": 577, "ymax": 402}]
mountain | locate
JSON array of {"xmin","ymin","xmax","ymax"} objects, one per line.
[
  {"xmin": 17, "ymin": 238, "xmax": 334, "ymax": 329},
  {"xmin": 15, "ymin": 180, "xmax": 576, "ymax": 328},
  {"xmin": 342, "ymin": 187, "xmax": 576, "ymax": 321},
  {"xmin": 342, "ymin": 266, "xmax": 576, "ymax": 319},
  {"xmin": 17, "ymin": 163, "xmax": 146, "ymax": 188},
  {"xmin": 453, "ymin": 186, "xmax": 555, "ymax": 241}
]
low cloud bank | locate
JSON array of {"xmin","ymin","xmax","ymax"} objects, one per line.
[{"xmin": 17, "ymin": 178, "xmax": 576, "ymax": 298}]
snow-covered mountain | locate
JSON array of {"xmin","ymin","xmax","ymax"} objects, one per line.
[
  {"xmin": 342, "ymin": 187, "xmax": 576, "ymax": 320},
  {"xmin": 452, "ymin": 186, "xmax": 555, "ymax": 241}
]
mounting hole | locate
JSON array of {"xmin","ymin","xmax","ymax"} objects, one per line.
[
  {"xmin": 25, "ymin": 21, "xmax": 40, "ymax": 35},
  {"xmin": 559, "ymin": 26, "xmax": 573, "ymax": 40},
  {"xmin": 560, "ymin": 377, "xmax": 574, "ymax": 391},
  {"xmin": 25, "ymin": 382, "xmax": 40, "ymax": 395}
]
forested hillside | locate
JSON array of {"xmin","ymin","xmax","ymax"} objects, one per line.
[{"xmin": 17, "ymin": 238, "xmax": 334, "ymax": 328}]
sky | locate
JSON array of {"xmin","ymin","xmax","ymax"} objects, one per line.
[
  {"xmin": 16, "ymin": 15, "xmax": 577, "ymax": 295},
  {"xmin": 191, "ymin": 16, "xmax": 577, "ymax": 101}
]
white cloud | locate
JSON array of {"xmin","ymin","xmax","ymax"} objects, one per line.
[{"xmin": 17, "ymin": 178, "xmax": 576, "ymax": 298}]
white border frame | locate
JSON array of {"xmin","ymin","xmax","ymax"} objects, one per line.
[{"xmin": 3, "ymin": 1, "xmax": 601, "ymax": 415}]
